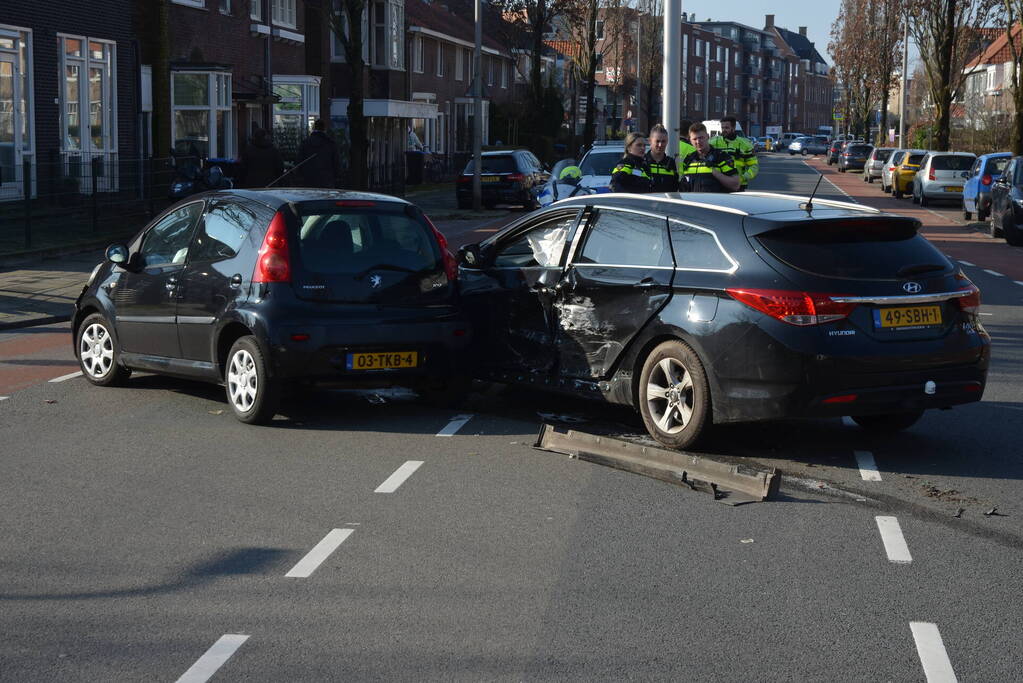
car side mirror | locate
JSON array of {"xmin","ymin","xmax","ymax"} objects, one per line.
[
  {"xmin": 458, "ymin": 243, "xmax": 484, "ymax": 268},
  {"xmin": 105, "ymin": 243, "xmax": 129, "ymax": 265}
]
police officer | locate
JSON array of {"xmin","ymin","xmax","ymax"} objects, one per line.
[
  {"xmin": 677, "ymin": 119, "xmax": 696, "ymax": 159},
  {"xmin": 609, "ymin": 133, "xmax": 653, "ymax": 193},
  {"xmin": 645, "ymin": 124, "xmax": 679, "ymax": 192},
  {"xmin": 552, "ymin": 165, "xmax": 586, "ymax": 200},
  {"xmin": 710, "ymin": 115, "xmax": 758, "ymax": 191},
  {"xmin": 680, "ymin": 122, "xmax": 741, "ymax": 193}
]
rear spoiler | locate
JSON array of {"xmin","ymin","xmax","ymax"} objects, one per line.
[{"xmin": 742, "ymin": 213, "xmax": 922, "ymax": 238}]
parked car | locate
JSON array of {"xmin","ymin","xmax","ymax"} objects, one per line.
[
  {"xmin": 863, "ymin": 147, "xmax": 896, "ymax": 183},
  {"xmin": 838, "ymin": 143, "xmax": 874, "ymax": 172},
  {"xmin": 777, "ymin": 132, "xmax": 807, "ymax": 149},
  {"xmin": 989, "ymin": 156, "xmax": 1023, "ymax": 245},
  {"xmin": 73, "ymin": 190, "xmax": 470, "ymax": 424},
  {"xmin": 800, "ymin": 135, "xmax": 831, "ymax": 156},
  {"xmin": 962, "ymin": 152, "xmax": 1012, "ymax": 222},
  {"xmin": 456, "ymin": 192, "xmax": 988, "ymax": 449},
  {"xmin": 456, "ymin": 149, "xmax": 549, "ymax": 210},
  {"xmin": 880, "ymin": 149, "xmax": 907, "ymax": 193},
  {"xmin": 788, "ymin": 136, "xmax": 811, "ymax": 155},
  {"xmin": 911, "ymin": 152, "xmax": 976, "ymax": 207},
  {"xmin": 891, "ymin": 150, "xmax": 929, "ymax": 198},
  {"xmin": 575, "ymin": 142, "xmax": 626, "ymax": 195},
  {"xmin": 754, "ymin": 136, "xmax": 775, "ymax": 152},
  {"xmin": 826, "ymin": 139, "xmax": 846, "ymax": 165}
]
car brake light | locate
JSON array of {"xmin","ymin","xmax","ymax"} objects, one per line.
[
  {"xmin": 507, "ymin": 173, "xmax": 525, "ymax": 182},
  {"xmin": 824, "ymin": 394, "xmax": 858, "ymax": 404},
  {"xmin": 928, "ymin": 168, "xmax": 936, "ymax": 180},
  {"xmin": 954, "ymin": 279, "xmax": 981, "ymax": 314},
  {"xmin": 456, "ymin": 176, "xmax": 471, "ymax": 184},
  {"xmin": 422, "ymin": 214, "xmax": 458, "ymax": 282},
  {"xmin": 726, "ymin": 288, "xmax": 857, "ymax": 326},
  {"xmin": 981, "ymin": 174, "xmax": 992, "ymax": 186},
  {"xmin": 253, "ymin": 211, "xmax": 291, "ymax": 283}
]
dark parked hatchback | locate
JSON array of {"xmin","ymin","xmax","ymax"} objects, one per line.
[
  {"xmin": 73, "ymin": 190, "xmax": 469, "ymax": 423},
  {"xmin": 989, "ymin": 156, "xmax": 1023, "ymax": 245},
  {"xmin": 838, "ymin": 143, "xmax": 873, "ymax": 172},
  {"xmin": 457, "ymin": 192, "xmax": 988, "ymax": 449},
  {"xmin": 456, "ymin": 150, "xmax": 549, "ymax": 209}
]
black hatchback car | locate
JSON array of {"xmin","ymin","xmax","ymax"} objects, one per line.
[
  {"xmin": 838, "ymin": 143, "xmax": 873, "ymax": 172},
  {"xmin": 988, "ymin": 155, "xmax": 1023, "ymax": 246},
  {"xmin": 457, "ymin": 192, "xmax": 989, "ymax": 449},
  {"xmin": 455, "ymin": 150, "xmax": 549, "ymax": 210},
  {"xmin": 73, "ymin": 190, "xmax": 469, "ymax": 423}
]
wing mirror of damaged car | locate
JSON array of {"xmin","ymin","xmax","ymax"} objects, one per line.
[
  {"xmin": 457, "ymin": 243, "xmax": 483, "ymax": 268},
  {"xmin": 105, "ymin": 243, "xmax": 130, "ymax": 265}
]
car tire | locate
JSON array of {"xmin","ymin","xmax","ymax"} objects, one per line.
[
  {"xmin": 963, "ymin": 209, "xmax": 972, "ymax": 221},
  {"xmin": 911, "ymin": 190, "xmax": 919, "ymax": 204},
  {"xmin": 894, "ymin": 186, "xmax": 904, "ymax": 199},
  {"xmin": 638, "ymin": 340, "xmax": 710, "ymax": 450},
  {"xmin": 1005, "ymin": 217, "xmax": 1023, "ymax": 246},
  {"xmin": 839, "ymin": 166, "xmax": 846, "ymax": 172},
  {"xmin": 851, "ymin": 411, "xmax": 924, "ymax": 433},
  {"xmin": 978, "ymin": 206, "xmax": 989, "ymax": 222},
  {"xmin": 919, "ymin": 193, "xmax": 929, "ymax": 207},
  {"xmin": 418, "ymin": 376, "xmax": 471, "ymax": 408},
  {"xmin": 867, "ymin": 175, "xmax": 874, "ymax": 183},
  {"xmin": 77, "ymin": 313, "xmax": 130, "ymax": 387},
  {"xmin": 225, "ymin": 335, "xmax": 280, "ymax": 425},
  {"xmin": 802, "ymin": 149, "xmax": 808, "ymax": 156}
]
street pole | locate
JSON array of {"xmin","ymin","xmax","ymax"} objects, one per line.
[
  {"xmin": 899, "ymin": 12, "xmax": 908, "ymax": 147},
  {"xmin": 473, "ymin": 0, "xmax": 483, "ymax": 211},
  {"xmin": 664, "ymin": 0, "xmax": 682, "ymax": 155},
  {"xmin": 635, "ymin": 19, "xmax": 641, "ymax": 133}
]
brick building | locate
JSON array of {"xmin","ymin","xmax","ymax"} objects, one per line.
[{"xmin": 765, "ymin": 16, "xmax": 835, "ymax": 135}]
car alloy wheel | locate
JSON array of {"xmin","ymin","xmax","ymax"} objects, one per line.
[
  {"xmin": 77, "ymin": 313, "xmax": 129, "ymax": 387},
  {"xmin": 225, "ymin": 335, "xmax": 280, "ymax": 424},
  {"xmin": 638, "ymin": 340, "xmax": 710, "ymax": 450}
]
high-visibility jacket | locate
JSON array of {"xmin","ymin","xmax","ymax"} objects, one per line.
[
  {"xmin": 678, "ymin": 140, "xmax": 697, "ymax": 158},
  {"xmin": 679, "ymin": 149, "xmax": 739, "ymax": 193},
  {"xmin": 609, "ymin": 153, "xmax": 654, "ymax": 193},
  {"xmin": 710, "ymin": 134, "xmax": 758, "ymax": 188},
  {"xmin": 643, "ymin": 151, "xmax": 679, "ymax": 192}
]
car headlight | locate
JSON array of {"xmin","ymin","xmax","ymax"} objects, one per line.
[{"xmin": 1013, "ymin": 198, "xmax": 1023, "ymax": 207}]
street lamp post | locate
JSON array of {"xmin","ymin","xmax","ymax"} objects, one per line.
[
  {"xmin": 899, "ymin": 12, "xmax": 908, "ymax": 147},
  {"xmin": 663, "ymin": 0, "xmax": 682, "ymax": 154},
  {"xmin": 473, "ymin": 0, "xmax": 483, "ymax": 211}
]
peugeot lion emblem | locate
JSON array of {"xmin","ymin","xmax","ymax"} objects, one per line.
[
  {"xmin": 369, "ymin": 274, "xmax": 383, "ymax": 289},
  {"xmin": 903, "ymin": 281, "xmax": 923, "ymax": 294}
]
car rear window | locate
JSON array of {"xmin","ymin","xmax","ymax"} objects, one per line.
[
  {"xmin": 848, "ymin": 145, "xmax": 872, "ymax": 155},
  {"xmin": 985, "ymin": 157, "xmax": 1010, "ymax": 175},
  {"xmin": 873, "ymin": 148, "xmax": 894, "ymax": 160},
  {"xmin": 293, "ymin": 203, "xmax": 448, "ymax": 303},
  {"xmin": 906, "ymin": 154, "xmax": 925, "ymax": 165},
  {"xmin": 580, "ymin": 151, "xmax": 622, "ymax": 176},
  {"xmin": 931, "ymin": 155, "xmax": 973, "ymax": 171},
  {"xmin": 463, "ymin": 156, "xmax": 517, "ymax": 174},
  {"xmin": 756, "ymin": 219, "xmax": 949, "ymax": 279}
]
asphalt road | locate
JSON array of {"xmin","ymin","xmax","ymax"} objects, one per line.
[{"xmin": 2, "ymin": 156, "xmax": 1021, "ymax": 681}]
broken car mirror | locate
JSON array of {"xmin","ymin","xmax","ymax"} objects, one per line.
[{"xmin": 458, "ymin": 244, "xmax": 483, "ymax": 268}]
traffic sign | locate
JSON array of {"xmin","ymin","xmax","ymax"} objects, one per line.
[{"xmin": 833, "ymin": 112, "xmax": 844, "ymax": 120}]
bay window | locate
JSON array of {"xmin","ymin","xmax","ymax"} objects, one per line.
[
  {"xmin": 59, "ymin": 33, "xmax": 116, "ymax": 193},
  {"xmin": 272, "ymin": 76, "xmax": 320, "ymax": 136},
  {"xmin": 273, "ymin": 0, "xmax": 296, "ymax": 28}
]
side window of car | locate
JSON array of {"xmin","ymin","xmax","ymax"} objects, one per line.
[
  {"xmin": 669, "ymin": 221, "xmax": 735, "ymax": 272},
  {"xmin": 576, "ymin": 210, "xmax": 671, "ymax": 267},
  {"xmin": 191, "ymin": 200, "xmax": 257, "ymax": 262},
  {"xmin": 140, "ymin": 202, "xmax": 204, "ymax": 267},
  {"xmin": 492, "ymin": 212, "xmax": 578, "ymax": 268}
]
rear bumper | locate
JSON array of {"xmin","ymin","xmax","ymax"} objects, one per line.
[{"xmin": 919, "ymin": 181, "xmax": 965, "ymax": 199}]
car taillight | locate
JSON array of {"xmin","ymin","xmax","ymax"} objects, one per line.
[
  {"xmin": 456, "ymin": 175, "xmax": 471, "ymax": 184},
  {"xmin": 507, "ymin": 173, "xmax": 525, "ymax": 182},
  {"xmin": 423, "ymin": 214, "xmax": 458, "ymax": 282},
  {"xmin": 726, "ymin": 288, "xmax": 857, "ymax": 326},
  {"xmin": 253, "ymin": 211, "xmax": 291, "ymax": 283},
  {"xmin": 954, "ymin": 275, "xmax": 981, "ymax": 314},
  {"xmin": 981, "ymin": 174, "xmax": 992, "ymax": 186},
  {"xmin": 928, "ymin": 168, "xmax": 936, "ymax": 180}
]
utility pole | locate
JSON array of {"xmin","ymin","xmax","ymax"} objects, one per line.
[
  {"xmin": 473, "ymin": 0, "xmax": 483, "ymax": 211},
  {"xmin": 664, "ymin": 0, "xmax": 681, "ymax": 155},
  {"xmin": 899, "ymin": 11, "xmax": 908, "ymax": 147},
  {"xmin": 635, "ymin": 18, "xmax": 641, "ymax": 133}
]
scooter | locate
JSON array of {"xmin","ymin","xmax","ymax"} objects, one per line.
[{"xmin": 168, "ymin": 152, "xmax": 233, "ymax": 199}]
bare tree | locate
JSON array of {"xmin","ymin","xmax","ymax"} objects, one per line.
[
  {"xmin": 496, "ymin": 0, "xmax": 576, "ymax": 103},
  {"xmin": 566, "ymin": 0, "xmax": 628, "ymax": 147},
  {"xmin": 634, "ymin": 0, "xmax": 662, "ymax": 134},
  {"xmin": 829, "ymin": 0, "xmax": 874, "ymax": 138},
  {"xmin": 864, "ymin": 0, "xmax": 905, "ymax": 145},
  {"xmin": 908, "ymin": 0, "xmax": 998, "ymax": 150},
  {"xmin": 322, "ymin": 0, "xmax": 369, "ymax": 189},
  {"xmin": 997, "ymin": 4, "xmax": 1023, "ymax": 153}
]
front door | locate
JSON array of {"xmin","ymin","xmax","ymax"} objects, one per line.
[
  {"xmin": 555, "ymin": 207, "xmax": 674, "ymax": 380},
  {"xmin": 0, "ymin": 53, "xmax": 23, "ymax": 201}
]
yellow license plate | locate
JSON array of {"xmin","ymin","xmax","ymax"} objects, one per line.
[
  {"xmin": 346, "ymin": 351, "xmax": 418, "ymax": 370},
  {"xmin": 944, "ymin": 186, "xmax": 963, "ymax": 192},
  {"xmin": 874, "ymin": 305, "xmax": 943, "ymax": 328},
  {"xmin": 482, "ymin": 175, "xmax": 500, "ymax": 183}
]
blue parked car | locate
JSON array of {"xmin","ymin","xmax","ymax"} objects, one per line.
[{"xmin": 963, "ymin": 152, "xmax": 1012, "ymax": 222}]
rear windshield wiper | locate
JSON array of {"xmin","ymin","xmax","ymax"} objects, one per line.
[
  {"xmin": 353, "ymin": 263, "xmax": 423, "ymax": 279},
  {"xmin": 897, "ymin": 263, "xmax": 947, "ymax": 277}
]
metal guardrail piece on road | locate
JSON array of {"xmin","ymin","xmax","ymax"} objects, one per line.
[{"xmin": 534, "ymin": 424, "xmax": 780, "ymax": 505}]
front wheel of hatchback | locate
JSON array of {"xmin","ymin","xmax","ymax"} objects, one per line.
[
  {"xmin": 851, "ymin": 410, "xmax": 923, "ymax": 433},
  {"xmin": 1005, "ymin": 216, "xmax": 1023, "ymax": 246},
  {"xmin": 77, "ymin": 313, "xmax": 130, "ymax": 387},
  {"xmin": 638, "ymin": 340, "xmax": 710, "ymax": 450},
  {"xmin": 894, "ymin": 186, "xmax": 904, "ymax": 199},
  {"xmin": 225, "ymin": 336, "xmax": 280, "ymax": 424}
]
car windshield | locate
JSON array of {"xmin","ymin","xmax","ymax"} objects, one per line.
[
  {"xmin": 463, "ymin": 156, "xmax": 517, "ymax": 174},
  {"xmin": 580, "ymin": 151, "xmax": 622, "ymax": 176},
  {"xmin": 874, "ymin": 148, "xmax": 894, "ymax": 159},
  {"xmin": 986, "ymin": 157, "xmax": 1011, "ymax": 175},
  {"xmin": 931, "ymin": 155, "xmax": 974, "ymax": 171}
]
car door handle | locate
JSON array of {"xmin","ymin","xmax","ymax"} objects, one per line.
[
  {"xmin": 229, "ymin": 274, "xmax": 243, "ymax": 288},
  {"xmin": 633, "ymin": 277, "xmax": 658, "ymax": 288},
  {"xmin": 165, "ymin": 277, "xmax": 178, "ymax": 292}
]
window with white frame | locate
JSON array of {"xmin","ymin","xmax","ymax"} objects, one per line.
[
  {"xmin": 273, "ymin": 0, "xmax": 296, "ymax": 28},
  {"xmin": 487, "ymin": 56, "xmax": 494, "ymax": 86},
  {"xmin": 436, "ymin": 42, "xmax": 444, "ymax": 77},
  {"xmin": 219, "ymin": 0, "xmax": 231, "ymax": 14},
  {"xmin": 390, "ymin": 0, "xmax": 404, "ymax": 69},
  {"xmin": 693, "ymin": 93, "xmax": 703, "ymax": 111},
  {"xmin": 172, "ymin": 0, "xmax": 205, "ymax": 7},
  {"xmin": 694, "ymin": 66, "xmax": 703, "ymax": 84},
  {"xmin": 59, "ymin": 36, "xmax": 117, "ymax": 157},
  {"xmin": 501, "ymin": 59, "xmax": 508, "ymax": 88},
  {"xmin": 455, "ymin": 47, "xmax": 464, "ymax": 80},
  {"xmin": 413, "ymin": 35, "xmax": 424, "ymax": 73},
  {"xmin": 171, "ymin": 71, "xmax": 233, "ymax": 158},
  {"xmin": 695, "ymin": 40, "xmax": 703, "ymax": 57},
  {"xmin": 273, "ymin": 77, "xmax": 320, "ymax": 137},
  {"xmin": 987, "ymin": 66, "xmax": 997, "ymax": 91},
  {"xmin": 465, "ymin": 48, "xmax": 473, "ymax": 79},
  {"xmin": 595, "ymin": 20, "xmax": 604, "ymax": 41},
  {"xmin": 454, "ymin": 99, "xmax": 489, "ymax": 152},
  {"xmin": 251, "ymin": 0, "xmax": 261, "ymax": 20}
]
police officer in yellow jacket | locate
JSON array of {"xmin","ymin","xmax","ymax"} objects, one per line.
[
  {"xmin": 680, "ymin": 122, "xmax": 741, "ymax": 193},
  {"xmin": 677, "ymin": 119, "xmax": 696, "ymax": 159},
  {"xmin": 709, "ymin": 115, "xmax": 757, "ymax": 191},
  {"xmin": 609, "ymin": 133, "xmax": 654, "ymax": 193},
  {"xmin": 645, "ymin": 124, "xmax": 679, "ymax": 192}
]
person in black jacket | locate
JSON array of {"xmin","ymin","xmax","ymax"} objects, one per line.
[
  {"xmin": 609, "ymin": 133, "xmax": 653, "ymax": 193},
  {"xmin": 298, "ymin": 119, "xmax": 340, "ymax": 188},
  {"xmin": 644, "ymin": 123, "xmax": 679, "ymax": 192},
  {"xmin": 240, "ymin": 128, "xmax": 284, "ymax": 188}
]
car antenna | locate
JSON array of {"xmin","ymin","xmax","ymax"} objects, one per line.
[
  {"xmin": 266, "ymin": 154, "xmax": 317, "ymax": 188},
  {"xmin": 801, "ymin": 174, "xmax": 824, "ymax": 213}
]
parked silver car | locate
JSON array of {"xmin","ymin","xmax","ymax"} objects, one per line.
[
  {"xmin": 788, "ymin": 136, "xmax": 811, "ymax": 155},
  {"xmin": 912, "ymin": 152, "xmax": 976, "ymax": 206},
  {"xmin": 880, "ymin": 149, "xmax": 906, "ymax": 193},
  {"xmin": 863, "ymin": 147, "xmax": 896, "ymax": 183}
]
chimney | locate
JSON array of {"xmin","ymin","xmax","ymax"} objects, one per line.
[
  {"xmin": 765, "ymin": 14, "xmax": 774, "ymax": 29},
  {"xmin": 798, "ymin": 26, "xmax": 807, "ymax": 37}
]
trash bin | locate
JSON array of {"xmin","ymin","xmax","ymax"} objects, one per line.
[{"xmin": 405, "ymin": 151, "xmax": 424, "ymax": 185}]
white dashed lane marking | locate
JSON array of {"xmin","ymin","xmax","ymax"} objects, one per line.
[
  {"xmin": 842, "ymin": 416, "xmax": 856, "ymax": 428},
  {"xmin": 285, "ymin": 528, "xmax": 354, "ymax": 578},
  {"xmin": 0, "ymin": 396, "xmax": 8, "ymax": 402},
  {"xmin": 48, "ymin": 371, "xmax": 82, "ymax": 383},
  {"xmin": 855, "ymin": 451, "xmax": 882, "ymax": 481},
  {"xmin": 875, "ymin": 516, "xmax": 912, "ymax": 564},
  {"xmin": 1014, "ymin": 281, "xmax": 1023, "ymax": 287},
  {"xmin": 910, "ymin": 622, "xmax": 958, "ymax": 682},
  {"xmin": 436, "ymin": 414, "xmax": 473, "ymax": 437},
  {"xmin": 982, "ymin": 269, "xmax": 1003, "ymax": 277},
  {"xmin": 375, "ymin": 461, "xmax": 424, "ymax": 493},
  {"xmin": 175, "ymin": 634, "xmax": 250, "ymax": 683},
  {"xmin": 958, "ymin": 260, "xmax": 976, "ymax": 266}
]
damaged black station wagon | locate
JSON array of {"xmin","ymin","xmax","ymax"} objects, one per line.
[{"xmin": 457, "ymin": 192, "xmax": 990, "ymax": 449}]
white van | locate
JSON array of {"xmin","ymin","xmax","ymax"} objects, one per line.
[
  {"xmin": 776, "ymin": 132, "xmax": 806, "ymax": 147},
  {"xmin": 701, "ymin": 119, "xmax": 744, "ymax": 138}
]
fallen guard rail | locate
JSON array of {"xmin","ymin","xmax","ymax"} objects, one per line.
[{"xmin": 534, "ymin": 424, "xmax": 780, "ymax": 505}]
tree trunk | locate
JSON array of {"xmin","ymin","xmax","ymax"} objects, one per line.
[
  {"xmin": 531, "ymin": 17, "xmax": 545, "ymax": 104},
  {"xmin": 153, "ymin": 0, "xmax": 171, "ymax": 158},
  {"xmin": 348, "ymin": 5, "xmax": 368, "ymax": 189},
  {"xmin": 933, "ymin": 0, "xmax": 956, "ymax": 151}
]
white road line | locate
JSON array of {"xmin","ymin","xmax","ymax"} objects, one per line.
[
  {"xmin": 875, "ymin": 516, "xmax": 913, "ymax": 564},
  {"xmin": 175, "ymin": 634, "xmax": 250, "ymax": 683},
  {"xmin": 0, "ymin": 396, "xmax": 8, "ymax": 402},
  {"xmin": 1014, "ymin": 281, "xmax": 1023, "ymax": 287},
  {"xmin": 958, "ymin": 260, "xmax": 975, "ymax": 266},
  {"xmin": 983, "ymin": 269, "xmax": 1003, "ymax": 277},
  {"xmin": 285, "ymin": 528, "xmax": 354, "ymax": 578},
  {"xmin": 48, "ymin": 370, "xmax": 83, "ymax": 383},
  {"xmin": 842, "ymin": 416, "xmax": 857, "ymax": 428},
  {"xmin": 375, "ymin": 460, "xmax": 424, "ymax": 493},
  {"xmin": 436, "ymin": 414, "xmax": 473, "ymax": 437},
  {"xmin": 910, "ymin": 622, "xmax": 958, "ymax": 682},
  {"xmin": 855, "ymin": 451, "xmax": 882, "ymax": 481}
]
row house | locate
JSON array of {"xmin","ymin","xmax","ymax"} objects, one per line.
[
  {"xmin": 2, "ymin": 0, "xmax": 137, "ymax": 201},
  {"xmin": 959, "ymin": 25, "xmax": 1021, "ymax": 125},
  {"xmin": 765, "ymin": 17, "xmax": 835, "ymax": 134}
]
